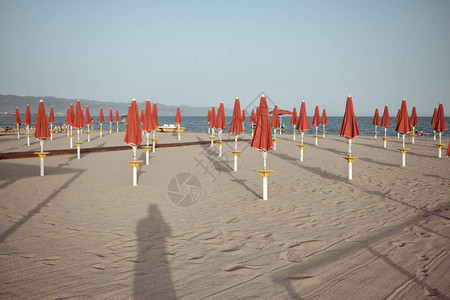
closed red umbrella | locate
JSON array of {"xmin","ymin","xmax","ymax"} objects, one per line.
[
  {"xmin": 98, "ymin": 107, "xmax": 105, "ymax": 137},
  {"xmin": 290, "ymin": 107, "xmax": 297, "ymax": 138},
  {"xmin": 290, "ymin": 107, "xmax": 297, "ymax": 127},
  {"xmin": 24, "ymin": 104, "xmax": 31, "ymax": 127},
  {"xmin": 142, "ymin": 100, "xmax": 154, "ymax": 147},
  {"xmin": 210, "ymin": 106, "xmax": 216, "ymax": 130},
  {"xmin": 410, "ymin": 106, "xmax": 418, "ymax": 128},
  {"xmin": 115, "ymin": 109, "xmax": 120, "ymax": 122},
  {"xmin": 372, "ymin": 108, "xmax": 379, "ymax": 139},
  {"xmin": 380, "ymin": 105, "xmax": 391, "ymax": 128},
  {"xmin": 229, "ymin": 98, "xmax": 243, "ymax": 152},
  {"xmin": 241, "ymin": 109, "xmax": 246, "ymax": 123},
  {"xmin": 249, "ymin": 108, "xmax": 256, "ymax": 124},
  {"xmin": 48, "ymin": 106, "xmax": 55, "ymax": 125},
  {"xmin": 216, "ymin": 102, "xmax": 226, "ymax": 131},
  {"xmin": 14, "ymin": 107, "xmax": 21, "ymax": 139},
  {"xmin": 69, "ymin": 103, "xmax": 75, "ymax": 127},
  {"xmin": 339, "ymin": 96, "xmax": 360, "ymax": 140},
  {"xmin": 174, "ymin": 106, "xmax": 182, "ymax": 124},
  {"xmin": 34, "ymin": 99, "xmax": 50, "ymax": 150},
  {"xmin": 446, "ymin": 142, "xmax": 450, "ymax": 157},
  {"xmin": 296, "ymin": 101, "xmax": 310, "ymax": 144},
  {"xmin": 380, "ymin": 105, "xmax": 391, "ymax": 147},
  {"xmin": 271, "ymin": 105, "xmax": 280, "ymax": 135},
  {"xmin": 431, "ymin": 107, "xmax": 438, "ymax": 140},
  {"xmin": 434, "ymin": 102, "xmax": 446, "ymax": 143},
  {"xmin": 153, "ymin": 103, "xmax": 159, "ymax": 127},
  {"xmin": 73, "ymin": 100, "xmax": 85, "ymax": 144},
  {"xmin": 395, "ymin": 99, "xmax": 412, "ymax": 151},
  {"xmin": 140, "ymin": 109, "xmax": 145, "ymax": 125},
  {"xmin": 65, "ymin": 107, "xmax": 71, "ymax": 125},
  {"xmin": 312, "ymin": 105, "xmax": 320, "ymax": 144},
  {"xmin": 85, "ymin": 106, "xmax": 92, "ymax": 141},
  {"xmin": 255, "ymin": 106, "xmax": 260, "ymax": 126},
  {"xmin": 108, "ymin": 108, "xmax": 114, "ymax": 134},
  {"xmin": 124, "ymin": 99, "xmax": 142, "ymax": 159},
  {"xmin": 321, "ymin": 108, "xmax": 328, "ymax": 138},
  {"xmin": 251, "ymin": 95, "xmax": 273, "ymax": 166}
]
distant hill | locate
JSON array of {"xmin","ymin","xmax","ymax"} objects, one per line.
[{"xmin": 0, "ymin": 94, "xmax": 234, "ymax": 116}]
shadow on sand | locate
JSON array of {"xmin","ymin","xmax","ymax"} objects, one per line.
[{"xmin": 134, "ymin": 204, "xmax": 176, "ymax": 299}]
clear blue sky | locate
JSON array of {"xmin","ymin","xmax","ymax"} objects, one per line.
[{"xmin": 1, "ymin": 0, "xmax": 449, "ymax": 115}]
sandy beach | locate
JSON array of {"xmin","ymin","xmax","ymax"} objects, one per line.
[{"xmin": 0, "ymin": 130, "xmax": 449, "ymax": 299}]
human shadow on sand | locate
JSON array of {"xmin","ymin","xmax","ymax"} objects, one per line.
[{"xmin": 134, "ymin": 204, "xmax": 176, "ymax": 300}]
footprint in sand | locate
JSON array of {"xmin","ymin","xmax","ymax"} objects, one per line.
[
  {"xmin": 91, "ymin": 263, "xmax": 106, "ymax": 271},
  {"xmin": 222, "ymin": 264, "xmax": 262, "ymax": 272},
  {"xmin": 390, "ymin": 241, "xmax": 406, "ymax": 247},
  {"xmin": 279, "ymin": 251, "xmax": 303, "ymax": 263}
]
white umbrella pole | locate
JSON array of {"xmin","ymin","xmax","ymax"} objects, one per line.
[
  {"xmin": 133, "ymin": 146, "xmax": 137, "ymax": 161},
  {"xmin": 234, "ymin": 155, "xmax": 238, "ymax": 172},
  {"xmin": 293, "ymin": 126, "xmax": 296, "ymax": 140},
  {"xmin": 77, "ymin": 129, "xmax": 80, "ymax": 142},
  {"xmin": 439, "ymin": 132, "xmax": 442, "ymax": 145},
  {"xmin": 384, "ymin": 127, "xmax": 387, "ymax": 138},
  {"xmin": 397, "ymin": 132, "xmax": 399, "ymax": 138},
  {"xmin": 100, "ymin": 123, "xmax": 103, "ymax": 138},
  {"xmin": 263, "ymin": 176, "xmax": 268, "ymax": 200},
  {"xmin": 70, "ymin": 135, "xmax": 73, "ymax": 148},
  {"xmin": 27, "ymin": 126, "xmax": 30, "ymax": 146},
  {"xmin": 348, "ymin": 162, "xmax": 353, "ymax": 180},
  {"xmin": 110, "ymin": 122, "xmax": 112, "ymax": 135},
  {"xmin": 301, "ymin": 132, "xmax": 304, "ymax": 145},
  {"xmin": 234, "ymin": 135, "xmax": 238, "ymax": 151},
  {"xmin": 117, "ymin": 121, "xmax": 119, "ymax": 132},
  {"xmin": 273, "ymin": 128, "xmax": 276, "ymax": 139},
  {"xmin": 348, "ymin": 139, "xmax": 352, "ymax": 156},
  {"xmin": 17, "ymin": 124, "xmax": 20, "ymax": 139},
  {"xmin": 40, "ymin": 140, "xmax": 44, "ymax": 153},
  {"xmin": 402, "ymin": 151, "xmax": 406, "ymax": 167},
  {"xmin": 77, "ymin": 144, "xmax": 81, "ymax": 159},
  {"xmin": 300, "ymin": 147, "xmax": 304, "ymax": 162},
  {"xmin": 146, "ymin": 149, "xmax": 150, "ymax": 165},
  {"xmin": 315, "ymin": 127, "xmax": 318, "ymax": 145},
  {"xmin": 146, "ymin": 132, "xmax": 149, "ymax": 147},
  {"xmin": 50, "ymin": 124, "xmax": 53, "ymax": 140},
  {"xmin": 433, "ymin": 130, "xmax": 436, "ymax": 141},
  {"xmin": 384, "ymin": 128, "xmax": 387, "ymax": 148},
  {"xmin": 402, "ymin": 134, "xmax": 405, "ymax": 149},
  {"xmin": 219, "ymin": 143, "xmax": 222, "ymax": 157},
  {"xmin": 374, "ymin": 125, "xmax": 377, "ymax": 139},
  {"xmin": 87, "ymin": 126, "xmax": 90, "ymax": 142},
  {"xmin": 323, "ymin": 124, "xmax": 326, "ymax": 138},
  {"xmin": 132, "ymin": 166, "xmax": 138, "ymax": 186},
  {"xmin": 67, "ymin": 124, "xmax": 70, "ymax": 136},
  {"xmin": 208, "ymin": 126, "xmax": 210, "ymax": 134},
  {"xmin": 40, "ymin": 141, "xmax": 45, "ymax": 176},
  {"xmin": 263, "ymin": 151, "xmax": 267, "ymax": 170},
  {"xmin": 70, "ymin": 125, "xmax": 72, "ymax": 135}
]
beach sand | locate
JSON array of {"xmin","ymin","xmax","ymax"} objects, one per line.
[{"xmin": 0, "ymin": 130, "xmax": 449, "ymax": 299}]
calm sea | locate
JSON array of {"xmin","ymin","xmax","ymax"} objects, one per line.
[{"xmin": 0, "ymin": 115, "xmax": 448, "ymax": 138}]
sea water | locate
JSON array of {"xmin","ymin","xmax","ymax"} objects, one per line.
[{"xmin": 0, "ymin": 115, "xmax": 447, "ymax": 138}]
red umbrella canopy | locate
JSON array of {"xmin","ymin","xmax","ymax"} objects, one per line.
[
  {"xmin": 85, "ymin": 106, "xmax": 91, "ymax": 125},
  {"xmin": 249, "ymin": 108, "xmax": 256, "ymax": 124},
  {"xmin": 229, "ymin": 97, "xmax": 243, "ymax": 135},
  {"xmin": 380, "ymin": 105, "xmax": 391, "ymax": 128},
  {"xmin": 206, "ymin": 109, "xmax": 211, "ymax": 123},
  {"xmin": 98, "ymin": 107, "xmax": 105, "ymax": 124},
  {"xmin": 142, "ymin": 100, "xmax": 154, "ymax": 132},
  {"xmin": 269, "ymin": 109, "xmax": 292, "ymax": 115},
  {"xmin": 14, "ymin": 107, "xmax": 21, "ymax": 124},
  {"xmin": 24, "ymin": 105, "xmax": 31, "ymax": 126},
  {"xmin": 65, "ymin": 107, "xmax": 71, "ymax": 124},
  {"xmin": 251, "ymin": 96, "xmax": 273, "ymax": 152},
  {"xmin": 140, "ymin": 109, "xmax": 145, "ymax": 124},
  {"xmin": 372, "ymin": 108, "xmax": 379, "ymax": 126},
  {"xmin": 48, "ymin": 106, "xmax": 55, "ymax": 124},
  {"xmin": 395, "ymin": 109, "xmax": 401, "ymax": 124},
  {"xmin": 431, "ymin": 107, "xmax": 438, "ymax": 127},
  {"xmin": 255, "ymin": 106, "xmax": 260, "ymax": 126},
  {"xmin": 69, "ymin": 103, "xmax": 75, "ymax": 126},
  {"xmin": 395, "ymin": 99, "xmax": 412, "ymax": 135},
  {"xmin": 312, "ymin": 105, "xmax": 320, "ymax": 127},
  {"xmin": 434, "ymin": 102, "xmax": 447, "ymax": 132},
  {"xmin": 447, "ymin": 142, "xmax": 450, "ymax": 157},
  {"xmin": 174, "ymin": 106, "xmax": 182, "ymax": 124},
  {"xmin": 125, "ymin": 106, "xmax": 131, "ymax": 124},
  {"xmin": 124, "ymin": 99, "xmax": 142, "ymax": 146},
  {"xmin": 410, "ymin": 106, "xmax": 418, "ymax": 128},
  {"xmin": 34, "ymin": 100, "xmax": 50, "ymax": 140},
  {"xmin": 339, "ymin": 96, "xmax": 360, "ymax": 139},
  {"xmin": 321, "ymin": 109, "xmax": 328, "ymax": 125},
  {"xmin": 271, "ymin": 105, "xmax": 280, "ymax": 129},
  {"xmin": 290, "ymin": 107, "xmax": 297, "ymax": 125},
  {"xmin": 296, "ymin": 101, "xmax": 311, "ymax": 132},
  {"xmin": 241, "ymin": 109, "xmax": 246, "ymax": 123},
  {"xmin": 115, "ymin": 109, "xmax": 120, "ymax": 122},
  {"xmin": 108, "ymin": 108, "xmax": 114, "ymax": 123},
  {"xmin": 72, "ymin": 100, "xmax": 85, "ymax": 129},
  {"xmin": 215, "ymin": 102, "xmax": 226, "ymax": 130},
  {"xmin": 210, "ymin": 106, "xmax": 216, "ymax": 128},
  {"xmin": 153, "ymin": 103, "xmax": 159, "ymax": 127}
]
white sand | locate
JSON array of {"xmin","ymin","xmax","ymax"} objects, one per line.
[{"xmin": 0, "ymin": 130, "xmax": 449, "ymax": 299}]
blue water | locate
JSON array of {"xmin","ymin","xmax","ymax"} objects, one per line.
[{"xmin": 1, "ymin": 115, "xmax": 448, "ymax": 138}]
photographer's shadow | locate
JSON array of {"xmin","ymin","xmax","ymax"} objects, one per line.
[{"xmin": 134, "ymin": 204, "xmax": 176, "ymax": 299}]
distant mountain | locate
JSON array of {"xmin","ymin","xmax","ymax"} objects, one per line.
[{"xmin": 0, "ymin": 94, "xmax": 234, "ymax": 116}]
